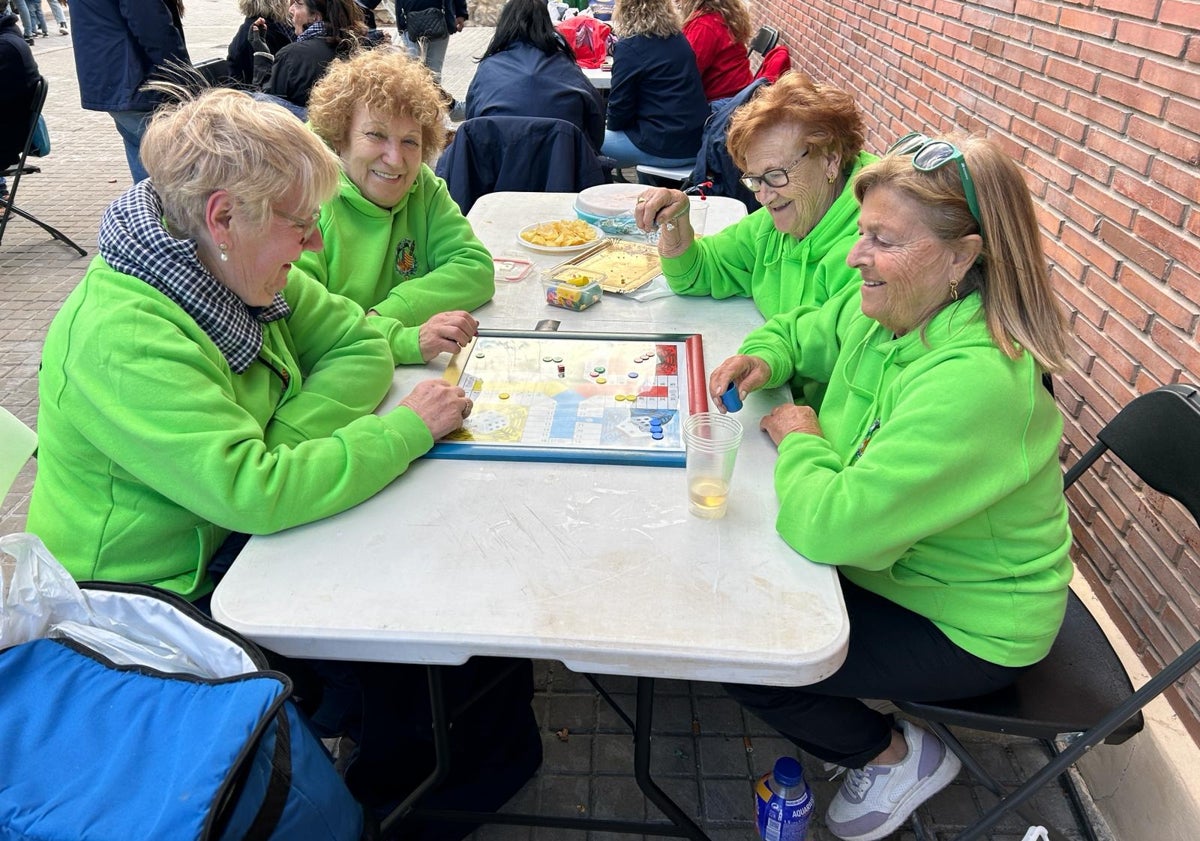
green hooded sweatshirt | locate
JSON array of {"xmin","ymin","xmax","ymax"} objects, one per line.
[
  {"xmin": 28, "ymin": 264, "xmax": 434, "ymax": 600},
  {"xmin": 292, "ymin": 166, "xmax": 495, "ymax": 365},
  {"xmin": 739, "ymin": 285, "xmax": 1072, "ymax": 667}
]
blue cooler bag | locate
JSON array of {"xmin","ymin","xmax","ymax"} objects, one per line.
[{"xmin": 0, "ymin": 534, "xmax": 365, "ymax": 841}]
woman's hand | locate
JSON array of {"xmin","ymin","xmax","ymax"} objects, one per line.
[
  {"xmin": 400, "ymin": 379, "xmax": 473, "ymax": 439},
  {"xmin": 708, "ymin": 355, "xmax": 770, "ymax": 412},
  {"xmin": 418, "ymin": 310, "xmax": 478, "ymax": 362},
  {"xmin": 634, "ymin": 188, "xmax": 693, "ymax": 258},
  {"xmin": 760, "ymin": 404, "xmax": 823, "ymax": 447}
]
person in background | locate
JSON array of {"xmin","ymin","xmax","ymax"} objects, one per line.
[
  {"xmin": 711, "ymin": 134, "xmax": 1072, "ymax": 841},
  {"xmin": 226, "ymin": 0, "xmax": 292, "ymax": 87},
  {"xmin": 1, "ymin": 5, "xmax": 39, "ymax": 203},
  {"xmin": 600, "ymin": 0, "xmax": 708, "ymax": 170},
  {"xmin": 465, "ymin": 0, "xmax": 605, "ymax": 151},
  {"xmin": 300, "ymin": 48, "xmax": 493, "ymax": 366},
  {"xmin": 40, "ymin": 0, "xmax": 66, "ymax": 33},
  {"xmin": 678, "ymin": 0, "xmax": 751, "ymax": 102},
  {"xmin": 69, "ymin": 0, "xmax": 188, "ymax": 182},
  {"xmin": 634, "ymin": 72, "xmax": 874, "ymax": 406},
  {"xmin": 395, "ymin": 0, "xmax": 466, "ymax": 82},
  {"xmin": 253, "ymin": 0, "xmax": 364, "ymax": 110},
  {"xmin": 2, "ymin": 0, "xmax": 35, "ymax": 45}
]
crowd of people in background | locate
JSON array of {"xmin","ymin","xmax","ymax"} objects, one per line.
[{"xmin": 14, "ymin": 1, "xmax": 1081, "ymax": 840}]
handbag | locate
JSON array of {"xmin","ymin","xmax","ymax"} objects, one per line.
[
  {"xmin": 406, "ymin": 5, "xmax": 449, "ymax": 39},
  {"xmin": 31, "ymin": 115, "xmax": 50, "ymax": 157}
]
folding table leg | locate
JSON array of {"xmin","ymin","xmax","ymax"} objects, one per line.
[{"xmin": 633, "ymin": 676, "xmax": 710, "ymax": 841}]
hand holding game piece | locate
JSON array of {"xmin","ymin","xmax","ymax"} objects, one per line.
[
  {"xmin": 709, "ymin": 355, "xmax": 770, "ymax": 413},
  {"xmin": 418, "ymin": 311, "xmax": 479, "ymax": 362},
  {"xmin": 398, "ymin": 379, "xmax": 472, "ymax": 439}
]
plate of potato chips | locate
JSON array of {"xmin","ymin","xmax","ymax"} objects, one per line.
[{"xmin": 517, "ymin": 219, "xmax": 605, "ymax": 253}]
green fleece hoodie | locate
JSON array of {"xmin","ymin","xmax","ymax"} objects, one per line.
[
  {"xmin": 739, "ymin": 285, "xmax": 1072, "ymax": 666},
  {"xmin": 292, "ymin": 166, "xmax": 495, "ymax": 365},
  {"xmin": 661, "ymin": 151, "xmax": 875, "ymax": 318},
  {"xmin": 28, "ymin": 263, "xmax": 435, "ymax": 600}
]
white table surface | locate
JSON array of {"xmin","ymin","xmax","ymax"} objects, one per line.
[
  {"xmin": 212, "ymin": 192, "xmax": 848, "ymax": 687},
  {"xmin": 581, "ymin": 66, "xmax": 612, "ymax": 90}
]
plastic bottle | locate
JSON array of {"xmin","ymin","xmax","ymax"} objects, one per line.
[{"xmin": 754, "ymin": 756, "xmax": 813, "ymax": 841}]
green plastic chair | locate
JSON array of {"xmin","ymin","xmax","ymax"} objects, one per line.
[{"xmin": 0, "ymin": 407, "xmax": 36, "ymax": 499}]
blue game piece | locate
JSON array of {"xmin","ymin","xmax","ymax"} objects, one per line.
[
  {"xmin": 651, "ymin": 432, "xmax": 664, "ymax": 440},
  {"xmin": 722, "ymin": 383, "xmax": 743, "ymax": 413},
  {"xmin": 649, "ymin": 418, "xmax": 662, "ymax": 429}
]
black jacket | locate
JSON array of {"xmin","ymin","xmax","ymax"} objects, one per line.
[
  {"xmin": 0, "ymin": 12, "xmax": 39, "ymax": 168},
  {"xmin": 226, "ymin": 16, "xmax": 293, "ymax": 87},
  {"xmin": 263, "ymin": 36, "xmax": 336, "ymax": 108}
]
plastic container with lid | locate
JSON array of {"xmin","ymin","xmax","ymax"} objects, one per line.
[
  {"xmin": 573, "ymin": 184, "xmax": 646, "ymax": 235},
  {"xmin": 543, "ymin": 268, "xmax": 604, "ymax": 311}
]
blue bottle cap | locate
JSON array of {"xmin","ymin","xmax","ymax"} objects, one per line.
[{"xmin": 773, "ymin": 756, "xmax": 803, "ymax": 787}]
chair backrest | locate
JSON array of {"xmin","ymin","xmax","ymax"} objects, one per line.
[
  {"xmin": 748, "ymin": 25, "xmax": 779, "ymax": 59},
  {"xmin": 1064, "ymin": 384, "xmax": 1200, "ymax": 523},
  {"xmin": 1, "ymin": 75, "xmax": 46, "ymax": 175},
  {"xmin": 0, "ymin": 406, "xmax": 37, "ymax": 499},
  {"xmin": 434, "ymin": 116, "xmax": 610, "ymax": 215}
]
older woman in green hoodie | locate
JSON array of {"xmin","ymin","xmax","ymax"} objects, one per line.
[
  {"xmin": 635, "ymin": 72, "xmax": 874, "ymax": 405},
  {"xmin": 709, "ymin": 134, "xmax": 1072, "ymax": 841}
]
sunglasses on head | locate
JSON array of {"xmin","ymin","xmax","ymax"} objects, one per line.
[{"xmin": 886, "ymin": 132, "xmax": 983, "ymax": 231}]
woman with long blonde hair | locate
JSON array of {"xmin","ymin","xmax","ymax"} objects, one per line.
[
  {"xmin": 600, "ymin": 0, "xmax": 709, "ymax": 169},
  {"xmin": 678, "ymin": 0, "xmax": 753, "ymax": 100}
]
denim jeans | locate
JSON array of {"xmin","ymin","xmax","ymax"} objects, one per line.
[
  {"xmin": 9, "ymin": 0, "xmax": 33, "ymax": 35},
  {"xmin": 109, "ymin": 110, "xmax": 152, "ymax": 183},
  {"xmin": 400, "ymin": 30, "xmax": 449, "ymax": 81},
  {"xmin": 600, "ymin": 129, "xmax": 696, "ymax": 170}
]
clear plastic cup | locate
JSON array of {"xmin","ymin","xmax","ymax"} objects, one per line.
[
  {"xmin": 683, "ymin": 412, "xmax": 743, "ymax": 519},
  {"xmin": 688, "ymin": 197, "xmax": 708, "ymax": 236}
]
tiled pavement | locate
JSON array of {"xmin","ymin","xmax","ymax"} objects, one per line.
[{"xmin": 0, "ymin": 4, "xmax": 1113, "ymax": 839}]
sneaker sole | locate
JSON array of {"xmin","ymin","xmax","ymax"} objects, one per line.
[{"xmin": 830, "ymin": 749, "xmax": 963, "ymax": 841}]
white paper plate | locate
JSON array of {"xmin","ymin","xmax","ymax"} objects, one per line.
[{"xmin": 517, "ymin": 221, "xmax": 605, "ymax": 254}]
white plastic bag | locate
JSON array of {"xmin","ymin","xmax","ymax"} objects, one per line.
[
  {"xmin": 0, "ymin": 533, "xmax": 256, "ymax": 677},
  {"xmin": 1022, "ymin": 827, "xmax": 1050, "ymax": 841}
]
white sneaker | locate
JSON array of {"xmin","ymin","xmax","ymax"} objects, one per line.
[{"xmin": 825, "ymin": 720, "xmax": 962, "ymax": 841}]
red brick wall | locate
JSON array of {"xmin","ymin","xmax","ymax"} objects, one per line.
[{"xmin": 753, "ymin": 0, "xmax": 1200, "ymax": 742}]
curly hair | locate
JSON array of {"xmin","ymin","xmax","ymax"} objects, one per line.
[
  {"xmin": 726, "ymin": 72, "xmax": 865, "ymax": 178},
  {"xmin": 854, "ymin": 135, "xmax": 1069, "ymax": 371},
  {"xmin": 237, "ymin": 0, "xmax": 287, "ymax": 22},
  {"xmin": 141, "ymin": 88, "xmax": 340, "ymax": 238},
  {"xmin": 307, "ymin": 47, "xmax": 449, "ymax": 165},
  {"xmin": 613, "ymin": 0, "xmax": 682, "ymax": 38},
  {"xmin": 677, "ymin": 0, "xmax": 752, "ymax": 44}
]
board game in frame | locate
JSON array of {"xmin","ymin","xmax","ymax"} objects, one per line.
[{"xmin": 433, "ymin": 329, "xmax": 708, "ymax": 466}]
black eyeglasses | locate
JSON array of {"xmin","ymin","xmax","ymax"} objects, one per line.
[
  {"xmin": 739, "ymin": 149, "xmax": 810, "ymax": 192},
  {"xmin": 886, "ymin": 132, "xmax": 982, "ymax": 231}
]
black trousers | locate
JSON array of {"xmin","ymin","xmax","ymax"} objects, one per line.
[{"xmin": 724, "ymin": 576, "xmax": 1028, "ymax": 768}]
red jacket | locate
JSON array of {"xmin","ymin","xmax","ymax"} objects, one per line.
[{"xmin": 682, "ymin": 10, "xmax": 752, "ymax": 101}]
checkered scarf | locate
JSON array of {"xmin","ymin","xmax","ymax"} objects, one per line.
[
  {"xmin": 295, "ymin": 20, "xmax": 329, "ymax": 42},
  {"xmin": 97, "ymin": 180, "xmax": 290, "ymax": 374}
]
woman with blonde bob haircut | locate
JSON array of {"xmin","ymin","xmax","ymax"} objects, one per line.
[
  {"xmin": 601, "ymin": 0, "xmax": 708, "ymax": 169},
  {"xmin": 299, "ymin": 48, "xmax": 494, "ymax": 366},
  {"xmin": 30, "ymin": 87, "xmax": 474, "ymax": 605},
  {"xmin": 710, "ymin": 134, "xmax": 1071, "ymax": 841}
]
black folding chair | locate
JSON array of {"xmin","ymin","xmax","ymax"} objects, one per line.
[
  {"xmin": 897, "ymin": 383, "xmax": 1200, "ymax": 841},
  {"xmin": 748, "ymin": 25, "xmax": 780, "ymax": 60},
  {"xmin": 0, "ymin": 75, "xmax": 86, "ymax": 255}
]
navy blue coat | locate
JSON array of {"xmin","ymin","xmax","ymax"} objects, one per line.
[
  {"xmin": 465, "ymin": 42, "xmax": 605, "ymax": 152},
  {"xmin": 434, "ymin": 116, "xmax": 609, "ymax": 215},
  {"xmin": 605, "ymin": 32, "xmax": 706, "ymax": 160},
  {"xmin": 69, "ymin": 0, "xmax": 189, "ymax": 112}
]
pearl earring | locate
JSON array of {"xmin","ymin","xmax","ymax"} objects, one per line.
[{"xmin": 218, "ymin": 243, "xmax": 229, "ymax": 263}]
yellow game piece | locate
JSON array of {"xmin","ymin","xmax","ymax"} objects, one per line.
[
  {"xmin": 614, "ymin": 394, "xmax": 625, "ymax": 401},
  {"xmin": 499, "ymin": 392, "xmax": 510, "ymax": 399},
  {"xmin": 596, "ymin": 376, "xmax": 607, "ymax": 384}
]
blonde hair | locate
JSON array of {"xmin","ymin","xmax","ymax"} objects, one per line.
[
  {"xmin": 237, "ymin": 0, "xmax": 286, "ymax": 20},
  {"xmin": 853, "ymin": 134, "xmax": 1069, "ymax": 372},
  {"xmin": 726, "ymin": 72, "xmax": 865, "ymax": 177},
  {"xmin": 614, "ymin": 0, "xmax": 682, "ymax": 38},
  {"xmin": 307, "ymin": 47, "xmax": 448, "ymax": 165},
  {"xmin": 678, "ymin": 0, "xmax": 752, "ymax": 44},
  {"xmin": 141, "ymin": 88, "xmax": 341, "ymax": 238}
]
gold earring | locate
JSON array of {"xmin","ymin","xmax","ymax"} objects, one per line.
[
  {"xmin": 827, "ymin": 174, "xmax": 835, "ymax": 184},
  {"xmin": 218, "ymin": 243, "xmax": 229, "ymax": 263},
  {"xmin": 949, "ymin": 278, "xmax": 959, "ymax": 301}
]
